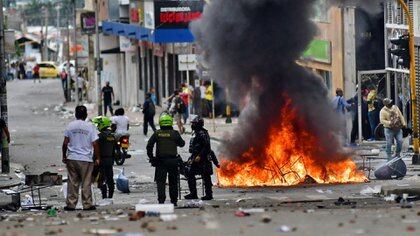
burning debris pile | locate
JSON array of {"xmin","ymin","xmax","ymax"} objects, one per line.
[{"xmin": 192, "ymin": 0, "xmax": 367, "ymax": 187}]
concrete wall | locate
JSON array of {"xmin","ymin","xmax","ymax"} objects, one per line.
[
  {"xmin": 343, "ymin": 7, "xmax": 357, "ymax": 99},
  {"xmin": 123, "ymin": 51, "xmax": 140, "ymax": 106}
]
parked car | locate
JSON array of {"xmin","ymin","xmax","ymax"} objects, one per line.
[{"xmin": 35, "ymin": 62, "xmax": 59, "ymax": 78}]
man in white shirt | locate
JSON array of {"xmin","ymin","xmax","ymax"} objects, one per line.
[
  {"xmin": 62, "ymin": 106, "xmax": 100, "ymax": 211},
  {"xmin": 200, "ymin": 81, "xmax": 207, "ymax": 117},
  {"xmin": 111, "ymin": 108, "xmax": 130, "ymax": 136}
]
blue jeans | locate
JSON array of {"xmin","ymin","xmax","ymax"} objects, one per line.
[
  {"xmin": 368, "ymin": 110, "xmax": 378, "ymax": 139},
  {"xmin": 384, "ymin": 128, "xmax": 403, "ymax": 161}
]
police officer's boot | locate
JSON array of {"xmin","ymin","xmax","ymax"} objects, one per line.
[
  {"xmin": 201, "ymin": 195, "xmax": 213, "ymax": 201},
  {"xmin": 185, "ymin": 173, "xmax": 199, "ymax": 199},
  {"xmin": 184, "ymin": 193, "xmax": 199, "ymax": 200},
  {"xmin": 100, "ymin": 184, "xmax": 108, "ymax": 199},
  {"xmin": 201, "ymin": 174, "xmax": 213, "ymax": 201}
]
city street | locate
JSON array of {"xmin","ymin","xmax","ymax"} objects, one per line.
[
  {"xmin": 2, "ymin": 1, "xmax": 420, "ymax": 236},
  {"xmin": 0, "ymin": 80, "xmax": 420, "ymax": 236}
]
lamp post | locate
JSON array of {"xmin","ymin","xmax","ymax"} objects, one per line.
[
  {"xmin": 95, "ymin": 0, "xmax": 102, "ymax": 115},
  {"xmin": 397, "ymin": 0, "xmax": 419, "ymax": 164},
  {"xmin": 0, "ymin": 0, "xmax": 10, "ymax": 173}
]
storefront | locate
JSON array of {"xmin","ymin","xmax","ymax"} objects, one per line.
[{"xmin": 102, "ymin": 0, "xmax": 205, "ymax": 105}]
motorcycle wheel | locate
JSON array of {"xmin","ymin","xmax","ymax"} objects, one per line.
[{"xmin": 115, "ymin": 149, "xmax": 125, "ymax": 166}]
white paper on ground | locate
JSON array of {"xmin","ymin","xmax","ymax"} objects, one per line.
[{"xmin": 135, "ymin": 204, "xmax": 174, "ymax": 214}]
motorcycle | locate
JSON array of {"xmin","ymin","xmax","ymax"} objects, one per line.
[{"xmin": 114, "ymin": 134, "xmax": 131, "ymax": 165}]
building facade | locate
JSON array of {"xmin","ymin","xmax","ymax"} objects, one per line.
[{"xmin": 81, "ymin": 0, "xmax": 203, "ymax": 108}]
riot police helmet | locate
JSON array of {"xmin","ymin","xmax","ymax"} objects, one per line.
[
  {"xmin": 191, "ymin": 116, "xmax": 204, "ymax": 130},
  {"xmin": 159, "ymin": 113, "xmax": 174, "ymax": 127}
]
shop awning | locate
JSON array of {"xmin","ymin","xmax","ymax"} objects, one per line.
[{"xmin": 102, "ymin": 21, "xmax": 195, "ymax": 43}]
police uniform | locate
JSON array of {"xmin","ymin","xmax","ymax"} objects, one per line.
[
  {"xmin": 186, "ymin": 128, "xmax": 214, "ymax": 199},
  {"xmin": 147, "ymin": 127, "xmax": 185, "ymax": 204},
  {"xmin": 97, "ymin": 129, "xmax": 116, "ymax": 199}
]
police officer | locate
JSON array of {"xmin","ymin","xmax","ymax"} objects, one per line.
[
  {"xmin": 185, "ymin": 117, "xmax": 219, "ymax": 201},
  {"xmin": 147, "ymin": 114, "xmax": 185, "ymax": 206},
  {"xmin": 92, "ymin": 116, "xmax": 116, "ymax": 199}
]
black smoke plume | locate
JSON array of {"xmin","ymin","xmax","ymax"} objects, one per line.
[
  {"xmin": 191, "ymin": 0, "xmax": 387, "ymax": 164},
  {"xmin": 192, "ymin": 0, "xmax": 341, "ymax": 162}
]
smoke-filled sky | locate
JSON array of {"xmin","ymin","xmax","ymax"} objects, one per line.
[{"xmin": 191, "ymin": 0, "xmax": 389, "ymax": 161}]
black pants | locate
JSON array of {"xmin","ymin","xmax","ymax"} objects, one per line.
[
  {"xmin": 143, "ymin": 115, "xmax": 156, "ymax": 135},
  {"xmin": 104, "ymin": 102, "xmax": 113, "ymax": 116},
  {"xmin": 351, "ymin": 116, "xmax": 358, "ymax": 143},
  {"xmin": 187, "ymin": 172, "xmax": 213, "ymax": 197},
  {"xmin": 155, "ymin": 165, "xmax": 178, "ymax": 204},
  {"xmin": 98, "ymin": 165, "xmax": 114, "ymax": 199}
]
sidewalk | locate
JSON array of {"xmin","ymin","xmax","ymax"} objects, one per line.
[
  {"xmin": 61, "ymin": 102, "xmax": 239, "ymax": 141},
  {"xmin": 0, "ymin": 163, "xmax": 24, "ymax": 189}
]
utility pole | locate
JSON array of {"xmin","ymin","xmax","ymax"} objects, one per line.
[
  {"xmin": 397, "ymin": 0, "xmax": 419, "ymax": 164},
  {"xmin": 66, "ymin": 18, "xmax": 71, "ymax": 102},
  {"xmin": 0, "ymin": 0, "xmax": 10, "ymax": 173},
  {"xmin": 56, "ymin": 3, "xmax": 60, "ymax": 62},
  {"xmin": 73, "ymin": 0, "xmax": 79, "ymax": 105},
  {"xmin": 44, "ymin": 7, "xmax": 49, "ymax": 61},
  {"xmin": 95, "ymin": 0, "xmax": 102, "ymax": 115}
]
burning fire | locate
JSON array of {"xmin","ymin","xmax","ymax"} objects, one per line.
[{"xmin": 218, "ymin": 99, "xmax": 367, "ymax": 187}]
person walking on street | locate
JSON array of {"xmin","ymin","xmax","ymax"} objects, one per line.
[
  {"xmin": 367, "ymin": 87, "xmax": 379, "ymax": 140},
  {"xmin": 204, "ymin": 82, "xmax": 214, "ymax": 118},
  {"xmin": 332, "ymin": 88, "xmax": 352, "ymax": 144},
  {"xmin": 143, "ymin": 93, "xmax": 156, "ymax": 136},
  {"xmin": 146, "ymin": 114, "xmax": 185, "ymax": 206},
  {"xmin": 170, "ymin": 90, "xmax": 186, "ymax": 134},
  {"xmin": 180, "ymin": 83, "xmax": 190, "ymax": 123},
  {"xmin": 77, "ymin": 73, "xmax": 85, "ymax": 101},
  {"xmin": 200, "ymin": 81, "xmax": 207, "ymax": 117},
  {"xmin": 60, "ymin": 69, "xmax": 68, "ymax": 99},
  {"xmin": 102, "ymin": 81, "xmax": 114, "ymax": 116},
  {"xmin": 18, "ymin": 61, "xmax": 25, "ymax": 80},
  {"xmin": 332, "ymin": 88, "xmax": 352, "ymax": 115},
  {"xmin": 380, "ymin": 98, "xmax": 406, "ymax": 161},
  {"xmin": 184, "ymin": 117, "xmax": 219, "ymax": 201},
  {"xmin": 150, "ymin": 87, "xmax": 157, "ymax": 105},
  {"xmin": 33, "ymin": 64, "xmax": 41, "ymax": 83},
  {"xmin": 62, "ymin": 106, "xmax": 100, "ymax": 211},
  {"xmin": 92, "ymin": 116, "xmax": 116, "ymax": 199}
]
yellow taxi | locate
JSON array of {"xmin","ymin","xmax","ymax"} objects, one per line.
[{"xmin": 34, "ymin": 61, "xmax": 59, "ymax": 78}]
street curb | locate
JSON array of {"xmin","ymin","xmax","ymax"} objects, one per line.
[
  {"xmin": 381, "ymin": 184, "xmax": 420, "ymax": 196},
  {"xmin": 0, "ymin": 163, "xmax": 24, "ymax": 189}
]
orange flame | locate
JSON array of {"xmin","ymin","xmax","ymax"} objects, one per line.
[{"xmin": 218, "ymin": 99, "xmax": 367, "ymax": 187}]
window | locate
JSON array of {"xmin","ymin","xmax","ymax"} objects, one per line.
[
  {"xmin": 318, "ymin": 69, "xmax": 332, "ymax": 92},
  {"xmin": 313, "ymin": 0, "xmax": 330, "ymax": 23}
]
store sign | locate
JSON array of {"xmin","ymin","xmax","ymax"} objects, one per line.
[
  {"xmin": 144, "ymin": 1, "xmax": 155, "ymax": 29},
  {"xmin": 130, "ymin": 1, "xmax": 140, "ymax": 23},
  {"xmin": 178, "ymin": 54, "xmax": 197, "ymax": 71},
  {"xmin": 81, "ymin": 12, "xmax": 96, "ymax": 35},
  {"xmin": 155, "ymin": 0, "xmax": 204, "ymax": 29},
  {"xmin": 5, "ymin": 30, "xmax": 15, "ymax": 53}
]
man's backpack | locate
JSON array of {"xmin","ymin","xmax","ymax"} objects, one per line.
[
  {"xmin": 390, "ymin": 110, "xmax": 403, "ymax": 131},
  {"xmin": 149, "ymin": 100, "xmax": 156, "ymax": 116},
  {"xmin": 175, "ymin": 97, "xmax": 186, "ymax": 113}
]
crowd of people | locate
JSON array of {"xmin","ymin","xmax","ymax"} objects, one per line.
[
  {"xmin": 60, "ymin": 101, "xmax": 219, "ymax": 210},
  {"xmin": 138, "ymin": 80, "xmax": 214, "ymax": 136},
  {"xmin": 333, "ymin": 86, "xmax": 407, "ymax": 161},
  {"xmin": 6, "ymin": 61, "xmax": 31, "ymax": 81}
]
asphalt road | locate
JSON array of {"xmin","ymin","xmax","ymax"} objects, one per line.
[{"xmin": 2, "ymin": 79, "xmax": 420, "ymax": 236}]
